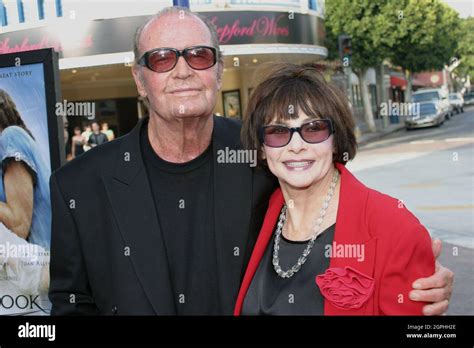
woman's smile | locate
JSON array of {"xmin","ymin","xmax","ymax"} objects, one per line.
[{"xmin": 283, "ymin": 160, "xmax": 315, "ymax": 171}]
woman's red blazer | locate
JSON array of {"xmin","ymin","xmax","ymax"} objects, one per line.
[{"xmin": 234, "ymin": 162, "xmax": 435, "ymax": 315}]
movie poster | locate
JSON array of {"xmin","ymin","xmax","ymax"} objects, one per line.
[{"xmin": 0, "ymin": 50, "xmax": 61, "ymax": 315}]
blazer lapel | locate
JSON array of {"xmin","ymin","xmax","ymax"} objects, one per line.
[
  {"xmin": 212, "ymin": 116, "xmax": 254, "ymax": 314},
  {"xmin": 102, "ymin": 118, "xmax": 176, "ymax": 315},
  {"xmin": 323, "ymin": 163, "xmax": 377, "ymax": 315}
]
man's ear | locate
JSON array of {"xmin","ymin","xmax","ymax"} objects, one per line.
[{"xmin": 132, "ymin": 64, "xmax": 147, "ymax": 98}]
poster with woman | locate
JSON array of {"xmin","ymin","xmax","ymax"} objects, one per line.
[{"xmin": 0, "ymin": 49, "xmax": 62, "ymax": 315}]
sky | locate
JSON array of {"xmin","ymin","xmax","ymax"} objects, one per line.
[{"xmin": 442, "ymin": 0, "xmax": 474, "ymax": 18}]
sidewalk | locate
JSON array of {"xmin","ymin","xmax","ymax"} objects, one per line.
[
  {"xmin": 438, "ymin": 242, "xmax": 474, "ymax": 315},
  {"xmin": 356, "ymin": 118, "xmax": 405, "ymax": 146}
]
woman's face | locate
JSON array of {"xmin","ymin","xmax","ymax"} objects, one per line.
[{"xmin": 262, "ymin": 112, "xmax": 335, "ymax": 190}]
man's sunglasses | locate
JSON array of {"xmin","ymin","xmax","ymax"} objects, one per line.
[
  {"xmin": 259, "ymin": 119, "xmax": 335, "ymax": 148},
  {"xmin": 137, "ymin": 46, "xmax": 218, "ymax": 73}
]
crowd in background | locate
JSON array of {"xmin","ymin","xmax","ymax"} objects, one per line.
[{"xmin": 65, "ymin": 121, "xmax": 115, "ymax": 161}]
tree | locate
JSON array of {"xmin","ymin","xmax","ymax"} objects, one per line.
[
  {"xmin": 454, "ymin": 17, "xmax": 474, "ymax": 85},
  {"xmin": 325, "ymin": 0, "xmax": 399, "ymax": 132},
  {"xmin": 388, "ymin": 0, "xmax": 460, "ymax": 100}
]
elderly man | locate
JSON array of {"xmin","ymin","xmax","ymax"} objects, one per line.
[{"xmin": 49, "ymin": 7, "xmax": 453, "ymax": 315}]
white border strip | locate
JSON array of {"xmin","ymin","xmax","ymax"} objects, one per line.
[
  {"xmin": 221, "ymin": 44, "xmax": 328, "ymax": 57},
  {"xmin": 59, "ymin": 52, "xmax": 135, "ymax": 70}
]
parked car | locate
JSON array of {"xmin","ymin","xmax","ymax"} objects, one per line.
[
  {"xmin": 412, "ymin": 88, "xmax": 452, "ymax": 119},
  {"xmin": 463, "ymin": 92, "xmax": 474, "ymax": 106},
  {"xmin": 449, "ymin": 93, "xmax": 464, "ymax": 114},
  {"xmin": 405, "ymin": 101, "xmax": 447, "ymax": 129}
]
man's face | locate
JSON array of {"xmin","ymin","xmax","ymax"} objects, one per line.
[
  {"xmin": 92, "ymin": 123, "xmax": 100, "ymax": 133},
  {"xmin": 133, "ymin": 14, "xmax": 223, "ymax": 121}
]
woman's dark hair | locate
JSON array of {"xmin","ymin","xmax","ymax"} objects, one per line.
[
  {"xmin": 0, "ymin": 89, "xmax": 35, "ymax": 140},
  {"xmin": 241, "ymin": 63, "xmax": 357, "ymax": 166}
]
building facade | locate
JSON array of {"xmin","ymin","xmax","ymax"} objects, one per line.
[{"xmin": 0, "ymin": 0, "xmax": 327, "ymax": 146}]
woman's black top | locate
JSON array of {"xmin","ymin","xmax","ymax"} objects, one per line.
[{"xmin": 242, "ymin": 223, "xmax": 336, "ymax": 315}]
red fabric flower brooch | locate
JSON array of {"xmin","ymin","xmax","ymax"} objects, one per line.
[{"xmin": 316, "ymin": 266, "xmax": 375, "ymax": 310}]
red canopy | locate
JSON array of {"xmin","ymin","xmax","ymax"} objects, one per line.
[{"xmin": 390, "ymin": 76, "xmax": 407, "ymax": 88}]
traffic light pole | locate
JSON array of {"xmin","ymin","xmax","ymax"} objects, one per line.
[
  {"xmin": 345, "ymin": 66, "xmax": 353, "ymax": 109},
  {"xmin": 344, "ymin": 66, "xmax": 360, "ymax": 139}
]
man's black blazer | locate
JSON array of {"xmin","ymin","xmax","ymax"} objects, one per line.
[{"xmin": 49, "ymin": 116, "xmax": 276, "ymax": 315}]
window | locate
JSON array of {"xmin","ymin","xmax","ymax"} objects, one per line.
[
  {"xmin": 37, "ymin": 0, "xmax": 44, "ymax": 19},
  {"xmin": 419, "ymin": 103, "xmax": 437, "ymax": 115},
  {"xmin": 17, "ymin": 0, "xmax": 25, "ymax": 23},
  {"xmin": 55, "ymin": 0, "xmax": 62, "ymax": 17},
  {"xmin": 369, "ymin": 84, "xmax": 378, "ymax": 115},
  {"xmin": 190, "ymin": 0, "xmax": 212, "ymax": 4},
  {"xmin": 352, "ymin": 85, "xmax": 362, "ymax": 107},
  {"xmin": 0, "ymin": 0, "xmax": 7, "ymax": 26},
  {"xmin": 412, "ymin": 92, "xmax": 440, "ymax": 102}
]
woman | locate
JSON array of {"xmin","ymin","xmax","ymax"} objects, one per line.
[
  {"xmin": 71, "ymin": 126, "xmax": 86, "ymax": 159},
  {"xmin": 81, "ymin": 124, "xmax": 92, "ymax": 152},
  {"xmin": 101, "ymin": 122, "xmax": 115, "ymax": 141},
  {"xmin": 0, "ymin": 89, "xmax": 51, "ymax": 314},
  {"xmin": 235, "ymin": 64, "xmax": 435, "ymax": 315}
]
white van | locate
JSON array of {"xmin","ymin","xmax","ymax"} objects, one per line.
[{"xmin": 412, "ymin": 88, "xmax": 452, "ymax": 119}]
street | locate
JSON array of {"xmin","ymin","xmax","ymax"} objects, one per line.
[{"xmin": 347, "ymin": 106, "xmax": 474, "ymax": 315}]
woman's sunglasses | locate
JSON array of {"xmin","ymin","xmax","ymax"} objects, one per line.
[
  {"xmin": 137, "ymin": 46, "xmax": 218, "ymax": 73},
  {"xmin": 259, "ymin": 119, "xmax": 335, "ymax": 148}
]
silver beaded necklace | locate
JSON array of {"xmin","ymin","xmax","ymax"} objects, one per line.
[{"xmin": 272, "ymin": 169, "xmax": 339, "ymax": 279}]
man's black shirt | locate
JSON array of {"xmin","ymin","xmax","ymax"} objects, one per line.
[
  {"xmin": 140, "ymin": 122, "xmax": 220, "ymax": 315},
  {"xmin": 88, "ymin": 132, "xmax": 108, "ymax": 146}
]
